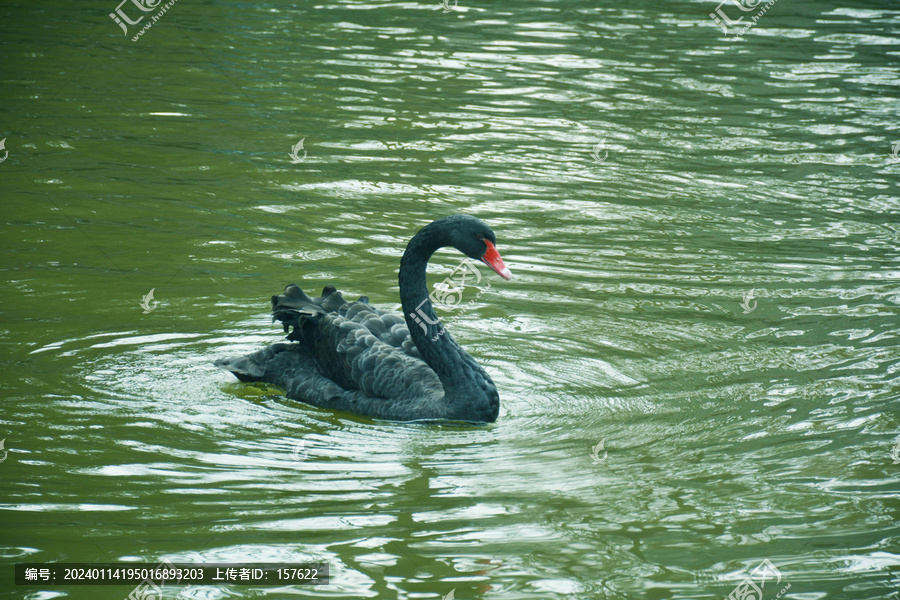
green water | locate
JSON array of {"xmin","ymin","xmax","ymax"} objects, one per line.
[{"xmin": 2, "ymin": 0, "xmax": 899, "ymax": 598}]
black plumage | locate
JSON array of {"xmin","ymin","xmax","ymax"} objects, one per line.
[{"xmin": 215, "ymin": 215, "xmax": 512, "ymax": 422}]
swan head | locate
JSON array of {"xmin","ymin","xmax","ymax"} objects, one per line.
[{"xmin": 444, "ymin": 215, "xmax": 512, "ymax": 280}]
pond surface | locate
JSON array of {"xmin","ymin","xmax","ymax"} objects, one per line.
[{"xmin": 1, "ymin": 1, "xmax": 899, "ymax": 599}]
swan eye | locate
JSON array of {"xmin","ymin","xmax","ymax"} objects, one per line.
[{"xmin": 476, "ymin": 233, "xmax": 484, "ymax": 241}]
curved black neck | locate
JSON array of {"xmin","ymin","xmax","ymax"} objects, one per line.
[{"xmin": 399, "ymin": 223, "xmax": 498, "ymax": 419}]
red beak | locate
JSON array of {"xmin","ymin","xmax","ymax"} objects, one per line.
[{"xmin": 480, "ymin": 240, "xmax": 512, "ymax": 280}]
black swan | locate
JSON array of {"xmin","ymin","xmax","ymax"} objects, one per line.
[{"xmin": 215, "ymin": 214, "xmax": 512, "ymax": 422}]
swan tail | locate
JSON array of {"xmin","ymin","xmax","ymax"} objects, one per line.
[
  {"xmin": 214, "ymin": 353, "xmax": 266, "ymax": 383},
  {"xmin": 214, "ymin": 344, "xmax": 318, "ymax": 390}
]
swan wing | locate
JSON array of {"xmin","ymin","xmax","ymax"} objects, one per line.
[
  {"xmin": 270, "ymin": 285, "xmax": 437, "ymax": 399},
  {"xmin": 273, "ymin": 284, "xmax": 421, "ymax": 359}
]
